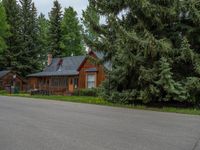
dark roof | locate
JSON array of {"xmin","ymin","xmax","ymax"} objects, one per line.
[
  {"xmin": 28, "ymin": 51, "xmax": 112, "ymax": 78},
  {"xmin": 28, "ymin": 70, "xmax": 79, "ymax": 77},
  {"xmin": 28, "ymin": 56, "xmax": 85, "ymax": 77},
  {"xmin": 85, "ymin": 68, "xmax": 98, "ymax": 72},
  {"xmin": 0, "ymin": 70, "xmax": 11, "ymax": 78}
]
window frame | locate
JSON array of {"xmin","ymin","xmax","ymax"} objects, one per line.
[{"xmin": 86, "ymin": 73, "xmax": 96, "ymax": 89}]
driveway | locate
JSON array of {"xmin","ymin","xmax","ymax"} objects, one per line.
[{"xmin": 0, "ymin": 96, "xmax": 199, "ymax": 150}]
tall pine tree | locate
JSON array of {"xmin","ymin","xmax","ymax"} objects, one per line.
[
  {"xmin": 82, "ymin": 0, "xmax": 100, "ymax": 43},
  {"xmin": 38, "ymin": 13, "xmax": 50, "ymax": 67},
  {"xmin": 83, "ymin": 0, "xmax": 200, "ymax": 105},
  {"xmin": 0, "ymin": 1, "xmax": 9, "ymax": 55},
  {"xmin": 61, "ymin": 7, "xmax": 84, "ymax": 56},
  {"xmin": 1, "ymin": 0, "xmax": 20, "ymax": 70},
  {"xmin": 18, "ymin": 0, "xmax": 40, "ymax": 76},
  {"xmin": 180, "ymin": 0, "xmax": 200, "ymax": 53},
  {"xmin": 49, "ymin": 0, "xmax": 62, "ymax": 57}
]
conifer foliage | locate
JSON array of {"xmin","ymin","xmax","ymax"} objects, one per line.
[
  {"xmin": 61, "ymin": 7, "xmax": 84, "ymax": 56},
  {"xmin": 38, "ymin": 13, "xmax": 50, "ymax": 67},
  {"xmin": 0, "ymin": 1, "xmax": 9, "ymax": 54},
  {"xmin": 84, "ymin": 0, "xmax": 200, "ymax": 106},
  {"xmin": 49, "ymin": 0, "xmax": 62, "ymax": 57},
  {"xmin": 18, "ymin": 0, "xmax": 40, "ymax": 76},
  {"xmin": 1, "ymin": 0, "xmax": 20, "ymax": 70},
  {"xmin": 0, "ymin": 0, "xmax": 86, "ymax": 76},
  {"xmin": 82, "ymin": 1, "xmax": 100, "ymax": 43}
]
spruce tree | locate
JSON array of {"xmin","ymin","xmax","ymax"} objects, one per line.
[
  {"xmin": 180, "ymin": 0, "xmax": 200, "ymax": 53},
  {"xmin": 82, "ymin": 1, "xmax": 100, "ymax": 43},
  {"xmin": 0, "ymin": 2, "xmax": 9, "ymax": 54},
  {"xmin": 1, "ymin": 0, "xmax": 20, "ymax": 70},
  {"xmin": 38, "ymin": 13, "xmax": 50, "ymax": 67},
  {"xmin": 49, "ymin": 0, "xmax": 62, "ymax": 57},
  {"xmin": 83, "ymin": 0, "xmax": 200, "ymax": 105},
  {"xmin": 18, "ymin": 0, "xmax": 40, "ymax": 76},
  {"xmin": 61, "ymin": 7, "xmax": 84, "ymax": 56}
]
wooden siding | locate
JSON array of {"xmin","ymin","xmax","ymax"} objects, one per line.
[
  {"xmin": 78, "ymin": 53, "xmax": 106, "ymax": 89},
  {"xmin": 0, "ymin": 72, "xmax": 25, "ymax": 91},
  {"xmin": 28, "ymin": 76, "xmax": 79, "ymax": 95},
  {"xmin": 27, "ymin": 51, "xmax": 107, "ymax": 95}
]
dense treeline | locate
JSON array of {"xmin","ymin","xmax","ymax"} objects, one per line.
[
  {"xmin": 1, "ymin": 0, "xmax": 200, "ymax": 106},
  {"xmin": 83, "ymin": 0, "xmax": 200, "ymax": 107},
  {"xmin": 0, "ymin": 0, "xmax": 85, "ymax": 76}
]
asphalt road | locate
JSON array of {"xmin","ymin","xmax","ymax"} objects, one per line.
[{"xmin": 0, "ymin": 96, "xmax": 200, "ymax": 150}]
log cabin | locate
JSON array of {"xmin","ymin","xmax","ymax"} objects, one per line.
[
  {"xmin": 27, "ymin": 51, "xmax": 111, "ymax": 95},
  {"xmin": 0, "ymin": 70, "xmax": 26, "ymax": 92}
]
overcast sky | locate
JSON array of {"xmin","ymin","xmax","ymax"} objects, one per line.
[{"xmin": 32, "ymin": 0, "xmax": 89, "ymax": 18}]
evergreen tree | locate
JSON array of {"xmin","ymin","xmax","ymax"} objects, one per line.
[
  {"xmin": 0, "ymin": 2, "xmax": 9, "ymax": 55},
  {"xmin": 84, "ymin": 0, "xmax": 200, "ymax": 106},
  {"xmin": 61, "ymin": 7, "xmax": 84, "ymax": 56},
  {"xmin": 18, "ymin": 0, "xmax": 40, "ymax": 76},
  {"xmin": 156, "ymin": 58, "xmax": 187, "ymax": 102},
  {"xmin": 38, "ymin": 13, "xmax": 50, "ymax": 67},
  {"xmin": 180, "ymin": 0, "xmax": 200, "ymax": 53},
  {"xmin": 49, "ymin": 0, "xmax": 62, "ymax": 57},
  {"xmin": 82, "ymin": 1, "xmax": 100, "ymax": 43},
  {"xmin": 1, "ymin": 0, "xmax": 20, "ymax": 70}
]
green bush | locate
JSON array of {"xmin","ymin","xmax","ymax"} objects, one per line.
[
  {"xmin": 0, "ymin": 90, "xmax": 8, "ymax": 95},
  {"xmin": 74, "ymin": 88, "xmax": 98, "ymax": 97}
]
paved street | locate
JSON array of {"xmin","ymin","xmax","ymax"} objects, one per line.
[{"xmin": 0, "ymin": 96, "xmax": 199, "ymax": 150}]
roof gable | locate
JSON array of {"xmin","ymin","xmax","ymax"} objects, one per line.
[{"xmin": 77, "ymin": 51, "xmax": 112, "ymax": 71}]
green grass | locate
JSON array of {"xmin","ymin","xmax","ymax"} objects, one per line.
[{"xmin": 1, "ymin": 92, "xmax": 200, "ymax": 115}]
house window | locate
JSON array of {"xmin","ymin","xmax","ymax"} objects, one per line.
[
  {"xmin": 74, "ymin": 78, "xmax": 78, "ymax": 89},
  {"xmin": 87, "ymin": 74, "xmax": 96, "ymax": 88},
  {"xmin": 51, "ymin": 77, "xmax": 67, "ymax": 87}
]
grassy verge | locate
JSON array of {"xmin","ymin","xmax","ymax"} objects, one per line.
[{"xmin": 1, "ymin": 93, "xmax": 200, "ymax": 115}]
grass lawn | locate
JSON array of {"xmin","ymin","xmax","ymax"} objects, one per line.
[{"xmin": 1, "ymin": 92, "xmax": 200, "ymax": 115}]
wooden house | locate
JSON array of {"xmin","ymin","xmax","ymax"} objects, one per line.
[
  {"xmin": 27, "ymin": 51, "xmax": 110, "ymax": 95},
  {"xmin": 0, "ymin": 70, "xmax": 26, "ymax": 92}
]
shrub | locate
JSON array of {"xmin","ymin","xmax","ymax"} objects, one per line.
[
  {"xmin": 98, "ymin": 80, "xmax": 138, "ymax": 104},
  {"xmin": 74, "ymin": 88, "xmax": 98, "ymax": 97},
  {"xmin": 0, "ymin": 90, "xmax": 8, "ymax": 95}
]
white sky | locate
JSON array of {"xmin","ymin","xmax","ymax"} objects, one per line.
[{"xmin": 32, "ymin": 0, "xmax": 89, "ymax": 18}]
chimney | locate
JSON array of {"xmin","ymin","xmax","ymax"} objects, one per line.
[{"xmin": 47, "ymin": 53, "xmax": 52, "ymax": 66}]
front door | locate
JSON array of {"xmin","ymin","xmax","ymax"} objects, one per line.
[{"xmin": 68, "ymin": 77, "xmax": 74, "ymax": 93}]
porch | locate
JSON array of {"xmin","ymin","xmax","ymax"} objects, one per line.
[{"xmin": 28, "ymin": 76, "xmax": 79, "ymax": 95}]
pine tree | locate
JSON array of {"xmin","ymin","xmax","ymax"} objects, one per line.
[
  {"xmin": 49, "ymin": 0, "xmax": 62, "ymax": 57},
  {"xmin": 18, "ymin": 0, "xmax": 40, "ymax": 76},
  {"xmin": 61, "ymin": 7, "xmax": 84, "ymax": 56},
  {"xmin": 156, "ymin": 58, "xmax": 187, "ymax": 102},
  {"xmin": 38, "ymin": 13, "xmax": 50, "ymax": 67},
  {"xmin": 1, "ymin": 0, "xmax": 20, "ymax": 70},
  {"xmin": 82, "ymin": 0, "xmax": 100, "ymax": 43},
  {"xmin": 0, "ymin": 2, "xmax": 9, "ymax": 55},
  {"xmin": 83, "ymin": 0, "xmax": 200, "ymax": 105},
  {"xmin": 180, "ymin": 0, "xmax": 200, "ymax": 53}
]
